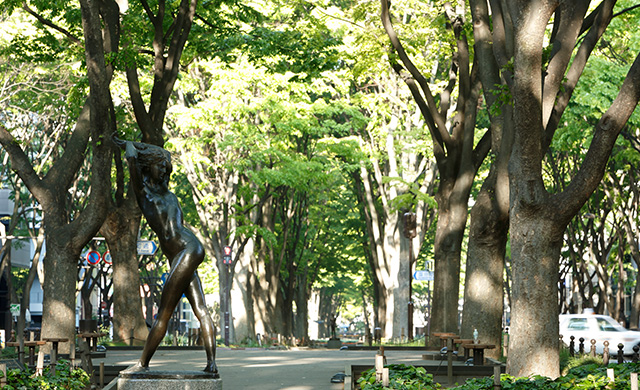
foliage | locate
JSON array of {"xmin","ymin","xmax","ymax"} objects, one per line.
[
  {"xmin": 2, "ymin": 360, "xmax": 90, "ymax": 390},
  {"xmin": 451, "ymin": 362, "xmax": 640, "ymax": 390},
  {"xmin": 357, "ymin": 364, "xmax": 441, "ymax": 390},
  {"xmin": 356, "ymin": 361, "xmax": 640, "ymax": 390}
]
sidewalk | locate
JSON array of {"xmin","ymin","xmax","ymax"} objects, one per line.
[{"xmin": 94, "ymin": 347, "xmax": 431, "ymax": 389}]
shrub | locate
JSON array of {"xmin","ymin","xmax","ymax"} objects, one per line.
[
  {"xmin": 452, "ymin": 362, "xmax": 640, "ymax": 390},
  {"xmin": 357, "ymin": 363, "xmax": 441, "ymax": 390},
  {"xmin": 0, "ymin": 359, "xmax": 90, "ymax": 390}
]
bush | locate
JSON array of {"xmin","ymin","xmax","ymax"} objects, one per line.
[
  {"xmin": 452, "ymin": 362, "xmax": 640, "ymax": 390},
  {"xmin": 357, "ymin": 363, "xmax": 441, "ymax": 390},
  {"xmin": 357, "ymin": 361, "xmax": 640, "ymax": 390},
  {"xmin": 0, "ymin": 359, "xmax": 90, "ymax": 390}
]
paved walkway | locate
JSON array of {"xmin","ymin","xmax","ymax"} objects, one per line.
[{"xmin": 94, "ymin": 347, "xmax": 432, "ymax": 389}]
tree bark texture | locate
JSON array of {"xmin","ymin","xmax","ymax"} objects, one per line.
[
  {"xmin": 506, "ymin": 0, "xmax": 640, "ymax": 377},
  {"xmin": 101, "ymin": 198, "xmax": 148, "ymax": 344}
]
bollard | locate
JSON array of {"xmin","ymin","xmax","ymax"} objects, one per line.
[
  {"xmin": 631, "ymin": 372, "xmax": 638, "ymax": 390},
  {"xmin": 0, "ymin": 363, "xmax": 6, "ymax": 387},
  {"xmin": 375, "ymin": 354, "xmax": 385, "ymax": 383},
  {"xmin": 129, "ymin": 328, "xmax": 134, "ymax": 346},
  {"xmin": 603, "ymin": 341, "xmax": 610, "ymax": 366},
  {"xmin": 579, "ymin": 337, "xmax": 585, "ymax": 355},
  {"xmin": 590, "ymin": 339, "xmax": 596, "ymax": 357},
  {"xmin": 607, "ymin": 368, "xmax": 615, "ymax": 381},
  {"xmin": 618, "ymin": 344, "xmax": 625, "ymax": 364},
  {"xmin": 100, "ymin": 362, "xmax": 105, "ymax": 388},
  {"xmin": 569, "ymin": 336, "xmax": 575, "ymax": 357},
  {"xmin": 447, "ymin": 338, "xmax": 453, "ymax": 385},
  {"xmin": 634, "ymin": 346, "xmax": 640, "ymax": 363},
  {"xmin": 36, "ymin": 349, "xmax": 44, "ymax": 376},
  {"xmin": 70, "ymin": 339, "xmax": 76, "ymax": 369},
  {"xmin": 382, "ymin": 367, "xmax": 389, "ymax": 387},
  {"xmin": 493, "ymin": 365, "xmax": 501, "ymax": 390}
]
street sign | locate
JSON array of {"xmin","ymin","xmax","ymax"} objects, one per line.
[
  {"xmin": 103, "ymin": 251, "xmax": 112, "ymax": 265},
  {"xmin": 137, "ymin": 240, "xmax": 158, "ymax": 255},
  {"xmin": 9, "ymin": 304, "xmax": 19, "ymax": 316},
  {"xmin": 223, "ymin": 246, "xmax": 232, "ymax": 264},
  {"xmin": 413, "ymin": 270, "xmax": 434, "ymax": 281},
  {"xmin": 87, "ymin": 250, "xmax": 101, "ymax": 265}
]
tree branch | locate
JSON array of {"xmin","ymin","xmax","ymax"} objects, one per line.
[
  {"xmin": 22, "ymin": 3, "xmax": 82, "ymax": 47},
  {"xmin": 545, "ymin": 0, "xmax": 616, "ymax": 150},
  {"xmin": 553, "ymin": 50, "xmax": 640, "ymax": 224},
  {"xmin": 380, "ymin": 0, "xmax": 451, "ymax": 148}
]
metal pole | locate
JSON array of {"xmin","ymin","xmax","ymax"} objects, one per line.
[
  {"xmin": 403, "ymin": 212, "xmax": 416, "ymax": 342},
  {"xmin": 408, "ymin": 238, "xmax": 414, "ymax": 341},
  {"xmin": 224, "ymin": 263, "xmax": 230, "ymax": 346}
]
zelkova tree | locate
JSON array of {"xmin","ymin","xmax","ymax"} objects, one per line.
[
  {"xmin": 0, "ymin": 0, "xmax": 115, "ymax": 347},
  {"xmin": 380, "ymin": 0, "xmax": 491, "ymax": 340},
  {"xmin": 504, "ymin": 0, "xmax": 640, "ymax": 377},
  {"xmin": 101, "ymin": 0, "xmax": 201, "ymax": 344}
]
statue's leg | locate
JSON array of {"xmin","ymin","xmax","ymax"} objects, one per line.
[
  {"xmin": 185, "ymin": 271, "xmax": 218, "ymax": 375},
  {"xmin": 139, "ymin": 250, "xmax": 199, "ymax": 368}
]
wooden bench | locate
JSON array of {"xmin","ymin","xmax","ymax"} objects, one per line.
[{"xmin": 461, "ymin": 343, "xmax": 496, "ymax": 366}]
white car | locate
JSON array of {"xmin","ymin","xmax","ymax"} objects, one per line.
[{"xmin": 559, "ymin": 314, "xmax": 640, "ymax": 355}]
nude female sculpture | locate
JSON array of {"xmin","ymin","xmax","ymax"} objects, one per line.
[{"xmin": 114, "ymin": 137, "xmax": 218, "ymax": 375}]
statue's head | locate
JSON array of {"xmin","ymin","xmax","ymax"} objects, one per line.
[{"xmin": 138, "ymin": 144, "xmax": 173, "ymax": 184}]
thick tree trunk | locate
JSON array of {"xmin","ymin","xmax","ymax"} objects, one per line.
[
  {"xmin": 461, "ymin": 169, "xmax": 508, "ymax": 359},
  {"xmin": 230, "ymin": 245, "xmax": 255, "ymax": 342},
  {"xmin": 101, "ymin": 199, "xmax": 148, "ymax": 344},
  {"xmin": 294, "ymin": 277, "xmax": 310, "ymax": 344},
  {"xmin": 430, "ymin": 184, "xmax": 468, "ymax": 341},
  {"xmin": 40, "ymin": 238, "xmax": 80, "ymax": 354},
  {"xmin": 507, "ymin": 216, "xmax": 561, "ymax": 378}
]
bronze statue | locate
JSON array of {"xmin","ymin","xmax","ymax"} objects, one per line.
[{"xmin": 114, "ymin": 137, "xmax": 218, "ymax": 376}]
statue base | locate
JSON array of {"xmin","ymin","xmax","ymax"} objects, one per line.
[
  {"xmin": 326, "ymin": 338, "xmax": 342, "ymax": 349},
  {"xmin": 117, "ymin": 369, "xmax": 222, "ymax": 390}
]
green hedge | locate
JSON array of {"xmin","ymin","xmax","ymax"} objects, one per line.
[
  {"xmin": 1, "ymin": 360, "xmax": 90, "ymax": 390},
  {"xmin": 357, "ymin": 362, "xmax": 640, "ymax": 390}
]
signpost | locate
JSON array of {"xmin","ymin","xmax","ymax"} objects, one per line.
[
  {"xmin": 103, "ymin": 251, "xmax": 112, "ymax": 265},
  {"xmin": 86, "ymin": 250, "xmax": 101, "ymax": 265},
  {"xmin": 223, "ymin": 246, "xmax": 232, "ymax": 264},
  {"xmin": 413, "ymin": 270, "xmax": 434, "ymax": 281},
  {"xmin": 137, "ymin": 240, "xmax": 158, "ymax": 255}
]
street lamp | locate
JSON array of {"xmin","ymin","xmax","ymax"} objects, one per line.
[{"xmin": 403, "ymin": 212, "xmax": 417, "ymax": 341}]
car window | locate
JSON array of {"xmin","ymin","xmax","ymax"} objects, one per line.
[
  {"xmin": 597, "ymin": 318, "xmax": 622, "ymax": 332},
  {"xmin": 567, "ymin": 318, "xmax": 588, "ymax": 330}
]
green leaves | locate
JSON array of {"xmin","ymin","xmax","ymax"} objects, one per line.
[
  {"xmin": 3, "ymin": 359, "xmax": 90, "ymax": 389},
  {"xmin": 357, "ymin": 364, "xmax": 441, "ymax": 390}
]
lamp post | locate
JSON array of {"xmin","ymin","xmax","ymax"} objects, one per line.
[{"xmin": 403, "ymin": 212, "xmax": 417, "ymax": 341}]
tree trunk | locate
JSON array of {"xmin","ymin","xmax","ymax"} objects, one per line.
[
  {"xmin": 507, "ymin": 216, "xmax": 561, "ymax": 378},
  {"xmin": 430, "ymin": 183, "xmax": 468, "ymax": 340},
  {"xmin": 461, "ymin": 168, "xmax": 508, "ymax": 358},
  {"xmin": 230, "ymin": 243, "xmax": 255, "ymax": 342},
  {"xmin": 40, "ymin": 238, "xmax": 81, "ymax": 353},
  {"xmin": 294, "ymin": 274, "xmax": 310, "ymax": 344},
  {"xmin": 101, "ymin": 198, "xmax": 148, "ymax": 344}
]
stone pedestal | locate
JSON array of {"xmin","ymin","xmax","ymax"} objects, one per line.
[
  {"xmin": 118, "ymin": 369, "xmax": 222, "ymax": 390},
  {"xmin": 326, "ymin": 338, "xmax": 342, "ymax": 349}
]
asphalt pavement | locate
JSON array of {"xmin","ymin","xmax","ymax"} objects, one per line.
[{"xmin": 94, "ymin": 346, "xmax": 432, "ymax": 390}]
